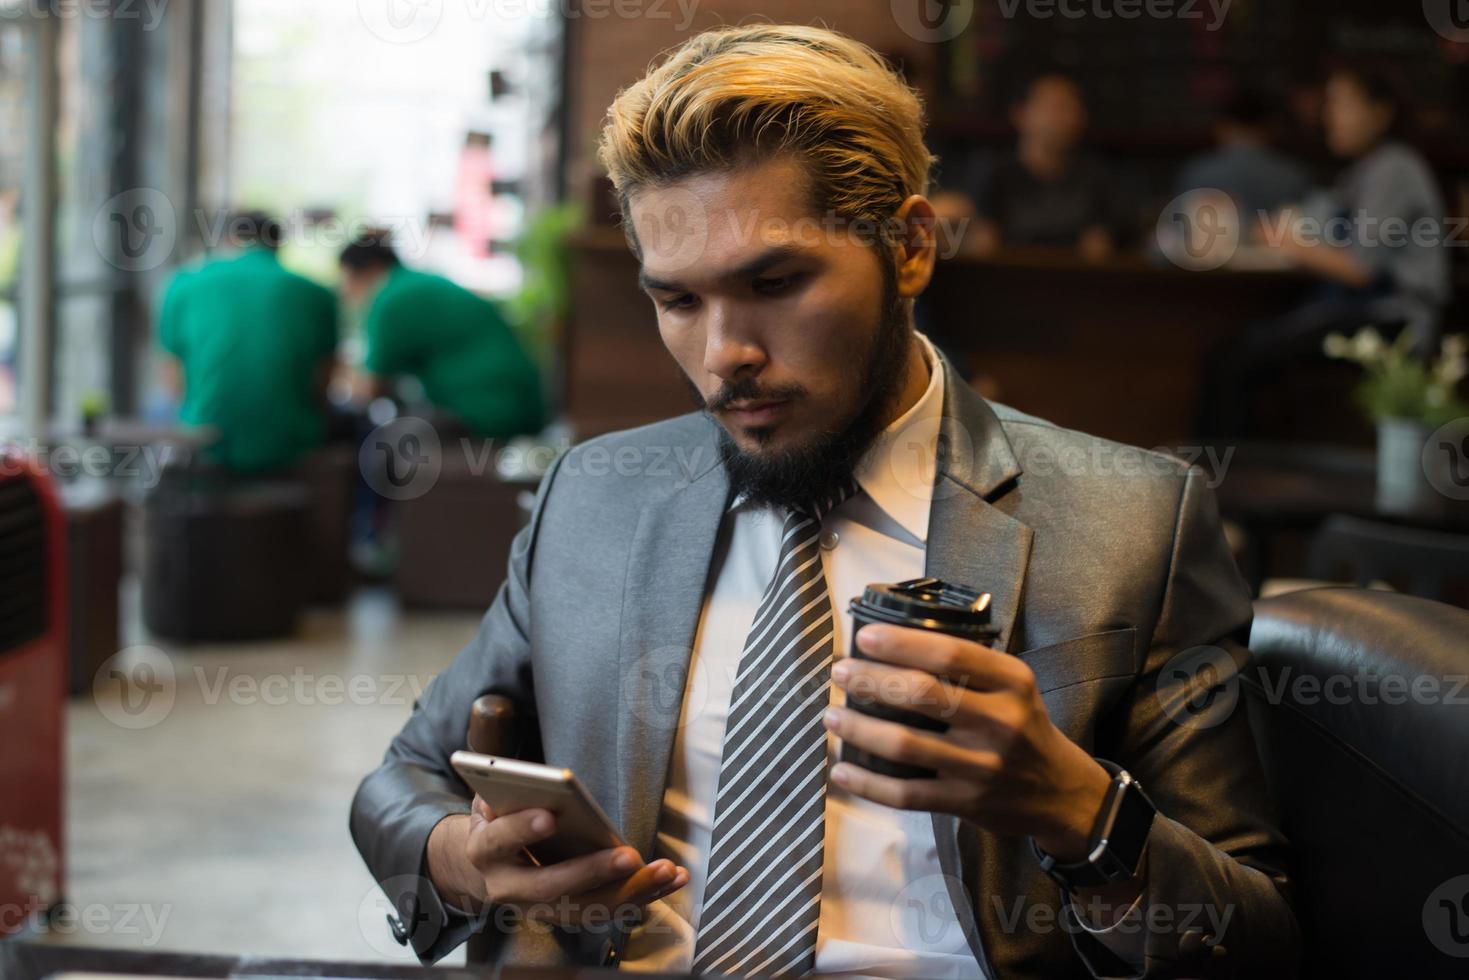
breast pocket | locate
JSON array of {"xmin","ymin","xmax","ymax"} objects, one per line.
[{"xmin": 1017, "ymin": 627, "xmax": 1138, "ymax": 741}]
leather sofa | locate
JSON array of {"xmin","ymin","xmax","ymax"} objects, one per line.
[{"xmin": 1247, "ymin": 587, "xmax": 1469, "ymax": 978}]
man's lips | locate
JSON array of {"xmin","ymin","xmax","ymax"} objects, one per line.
[{"xmin": 720, "ymin": 399, "xmax": 791, "ymax": 427}]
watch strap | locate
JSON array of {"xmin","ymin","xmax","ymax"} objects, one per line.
[{"xmin": 1034, "ymin": 768, "xmax": 1155, "ymax": 891}]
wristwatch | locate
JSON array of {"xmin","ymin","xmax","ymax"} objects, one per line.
[{"xmin": 1032, "ymin": 768, "xmax": 1156, "ymax": 891}]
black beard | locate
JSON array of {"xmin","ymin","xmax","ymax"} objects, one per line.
[{"xmin": 706, "ymin": 267, "xmax": 913, "ymax": 511}]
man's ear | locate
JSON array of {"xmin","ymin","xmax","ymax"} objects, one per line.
[{"xmin": 891, "ymin": 195, "xmax": 938, "ymax": 299}]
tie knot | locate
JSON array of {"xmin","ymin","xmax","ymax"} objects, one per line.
[{"xmin": 797, "ymin": 477, "xmax": 860, "ymax": 522}]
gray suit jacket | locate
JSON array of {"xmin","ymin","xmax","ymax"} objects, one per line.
[{"xmin": 350, "ymin": 357, "xmax": 1299, "ymax": 978}]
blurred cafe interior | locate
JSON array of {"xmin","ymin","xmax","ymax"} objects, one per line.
[{"xmin": 3, "ymin": 0, "xmax": 1469, "ymax": 978}]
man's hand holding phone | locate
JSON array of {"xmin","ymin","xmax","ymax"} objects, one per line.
[{"xmin": 427, "ymin": 797, "xmax": 689, "ymax": 930}]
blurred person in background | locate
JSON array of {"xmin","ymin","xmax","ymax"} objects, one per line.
[
  {"xmin": 1203, "ymin": 67, "xmax": 1451, "ymax": 437},
  {"xmin": 934, "ymin": 72, "xmax": 1120, "ymax": 261},
  {"xmin": 1258, "ymin": 67, "xmax": 1449, "ymax": 344},
  {"xmin": 1175, "ymin": 88, "xmax": 1311, "ymax": 222},
  {"xmin": 338, "ymin": 233, "xmax": 546, "ymax": 440},
  {"xmin": 157, "ymin": 211, "xmax": 339, "ymax": 472}
]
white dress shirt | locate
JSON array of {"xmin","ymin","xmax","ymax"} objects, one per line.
[{"xmin": 620, "ymin": 334, "xmax": 1138, "ymax": 977}]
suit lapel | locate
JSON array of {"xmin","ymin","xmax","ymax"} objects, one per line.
[
  {"xmin": 924, "ymin": 359, "xmax": 1032, "ymax": 652},
  {"xmin": 614, "ymin": 432, "xmax": 730, "ymax": 857},
  {"xmin": 925, "ymin": 359, "xmax": 1034, "ymax": 978}
]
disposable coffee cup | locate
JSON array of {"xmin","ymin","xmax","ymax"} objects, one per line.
[{"xmin": 840, "ymin": 577, "xmax": 998, "ymax": 779}]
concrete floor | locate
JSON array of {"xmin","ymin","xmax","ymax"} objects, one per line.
[{"xmin": 44, "ymin": 588, "xmax": 480, "ymax": 967}]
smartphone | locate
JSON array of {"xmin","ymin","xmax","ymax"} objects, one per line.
[{"xmin": 450, "ymin": 750, "xmax": 628, "ymax": 866}]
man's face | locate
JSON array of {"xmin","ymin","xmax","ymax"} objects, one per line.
[
  {"xmin": 630, "ymin": 155, "xmax": 902, "ymax": 461},
  {"xmin": 1013, "ymin": 76, "xmax": 1087, "ymax": 153},
  {"xmin": 1323, "ymin": 74, "xmax": 1392, "ymax": 158}
]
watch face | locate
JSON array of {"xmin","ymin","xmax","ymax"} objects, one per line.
[
  {"xmin": 1104, "ymin": 776, "xmax": 1156, "ymax": 879},
  {"xmin": 1033, "ymin": 772, "xmax": 1157, "ymax": 890}
]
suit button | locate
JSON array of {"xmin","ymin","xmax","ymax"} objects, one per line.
[{"xmin": 819, "ymin": 530, "xmax": 839, "ymax": 550}]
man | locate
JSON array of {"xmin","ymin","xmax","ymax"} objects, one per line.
[
  {"xmin": 352, "ymin": 25, "xmax": 1297, "ymax": 978},
  {"xmin": 338, "ymin": 235, "xmax": 546, "ymax": 439},
  {"xmin": 934, "ymin": 72, "xmax": 1120, "ymax": 261},
  {"xmin": 1175, "ymin": 88, "xmax": 1311, "ymax": 222},
  {"xmin": 158, "ymin": 212, "xmax": 337, "ymax": 472}
]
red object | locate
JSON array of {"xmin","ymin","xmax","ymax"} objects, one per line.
[
  {"xmin": 0, "ymin": 454, "xmax": 67, "ymax": 934},
  {"xmin": 454, "ymin": 139, "xmax": 498, "ymax": 259}
]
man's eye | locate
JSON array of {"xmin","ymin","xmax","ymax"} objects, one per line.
[
  {"xmin": 660, "ymin": 293, "xmax": 697, "ymax": 312},
  {"xmin": 753, "ymin": 276, "xmax": 793, "ymax": 295}
]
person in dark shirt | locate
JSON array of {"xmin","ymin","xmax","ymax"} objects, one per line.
[
  {"xmin": 1176, "ymin": 89, "xmax": 1311, "ymax": 222},
  {"xmin": 934, "ymin": 72, "xmax": 1118, "ymax": 261}
]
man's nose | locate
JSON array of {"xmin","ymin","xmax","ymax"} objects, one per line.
[{"xmin": 702, "ymin": 304, "xmax": 767, "ymax": 382}]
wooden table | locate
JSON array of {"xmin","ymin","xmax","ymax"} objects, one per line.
[{"xmin": 920, "ymin": 248, "xmax": 1319, "ymax": 447}]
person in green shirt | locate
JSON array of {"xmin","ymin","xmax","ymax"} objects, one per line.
[
  {"xmin": 338, "ymin": 235, "xmax": 546, "ymax": 438},
  {"xmin": 157, "ymin": 213, "xmax": 339, "ymax": 472}
]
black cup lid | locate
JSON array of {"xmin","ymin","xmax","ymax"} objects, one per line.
[{"xmin": 854, "ymin": 577, "xmax": 993, "ymax": 628}]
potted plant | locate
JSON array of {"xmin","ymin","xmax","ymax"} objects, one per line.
[{"xmin": 1323, "ymin": 327, "xmax": 1468, "ymax": 514}]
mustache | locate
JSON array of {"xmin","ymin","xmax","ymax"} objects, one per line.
[{"xmin": 705, "ymin": 377, "xmax": 808, "ymax": 414}]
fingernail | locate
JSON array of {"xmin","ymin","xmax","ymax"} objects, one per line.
[
  {"xmin": 532, "ymin": 812, "xmax": 552, "ymax": 835},
  {"xmin": 831, "ymin": 763, "xmax": 851, "ymax": 785},
  {"xmin": 614, "ymin": 850, "xmax": 639, "ymax": 872},
  {"xmin": 856, "ymin": 626, "xmax": 886, "ymax": 651},
  {"xmin": 830, "ymin": 660, "xmax": 849, "ymax": 684},
  {"xmin": 823, "ymin": 708, "xmax": 841, "ymax": 730},
  {"xmin": 656, "ymin": 863, "xmax": 674, "ymax": 881}
]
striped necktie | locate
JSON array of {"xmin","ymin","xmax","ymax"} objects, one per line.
[{"xmin": 691, "ymin": 479, "xmax": 859, "ymax": 978}]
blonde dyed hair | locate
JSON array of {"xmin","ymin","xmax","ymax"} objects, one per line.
[{"xmin": 597, "ymin": 23, "xmax": 933, "ymax": 239}]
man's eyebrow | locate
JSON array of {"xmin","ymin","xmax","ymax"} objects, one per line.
[
  {"xmin": 638, "ymin": 242, "xmax": 810, "ymax": 294},
  {"xmin": 638, "ymin": 269, "xmax": 681, "ymax": 293},
  {"xmin": 725, "ymin": 242, "xmax": 807, "ymax": 282}
]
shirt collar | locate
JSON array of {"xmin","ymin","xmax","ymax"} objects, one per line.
[
  {"xmin": 850, "ymin": 331, "xmax": 944, "ymax": 544},
  {"xmin": 726, "ymin": 332, "xmax": 946, "ymax": 545}
]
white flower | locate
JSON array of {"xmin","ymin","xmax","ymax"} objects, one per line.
[
  {"xmin": 1322, "ymin": 333, "xmax": 1352, "ymax": 359},
  {"xmin": 1353, "ymin": 327, "xmax": 1385, "ymax": 362},
  {"xmin": 1438, "ymin": 335, "xmax": 1468, "ymax": 387},
  {"xmin": 1436, "ymin": 350, "xmax": 1467, "ymax": 388}
]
